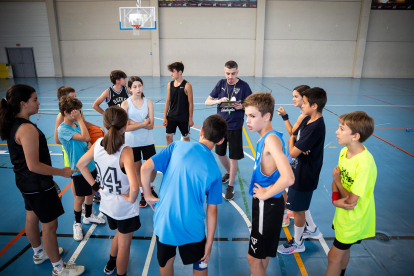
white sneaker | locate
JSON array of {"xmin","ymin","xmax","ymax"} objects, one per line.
[
  {"xmin": 73, "ymin": 222, "xmax": 83, "ymax": 241},
  {"xmin": 53, "ymin": 262, "xmax": 85, "ymax": 276},
  {"xmin": 302, "ymin": 226, "xmax": 323, "ymax": 240},
  {"xmin": 33, "ymin": 247, "xmax": 63, "ymax": 264},
  {"xmin": 83, "ymin": 213, "xmax": 105, "ymax": 225},
  {"xmin": 277, "ymin": 239, "xmax": 305, "ymax": 255}
]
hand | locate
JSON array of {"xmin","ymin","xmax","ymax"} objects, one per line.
[
  {"xmin": 60, "ymin": 167, "xmax": 78, "ymax": 178},
  {"xmin": 289, "ymin": 135, "xmax": 296, "ymax": 142},
  {"xmin": 332, "ymin": 166, "xmax": 341, "ymax": 184},
  {"xmin": 277, "ymin": 107, "xmax": 286, "ymax": 116},
  {"xmin": 303, "ymin": 150, "xmax": 311, "ymax": 155},
  {"xmin": 334, "ymin": 196, "xmax": 357, "ymax": 210},
  {"xmin": 87, "ymin": 142, "xmax": 92, "ymax": 150},
  {"xmin": 144, "ymin": 117, "xmax": 150, "ymax": 126},
  {"xmin": 232, "ymin": 102, "xmax": 243, "ymax": 110},
  {"xmin": 189, "ymin": 118, "xmax": 194, "ymax": 127},
  {"xmin": 217, "ymin": 97, "xmax": 229, "ymax": 104},
  {"xmin": 71, "ymin": 110, "xmax": 82, "ymax": 121},
  {"xmin": 163, "ymin": 118, "xmax": 168, "ymax": 127},
  {"xmin": 252, "ymin": 183, "xmax": 271, "ymax": 201},
  {"xmin": 199, "ymin": 241, "xmax": 213, "ymax": 264},
  {"xmin": 120, "ymin": 192, "xmax": 133, "ymax": 203},
  {"xmin": 144, "ymin": 194, "xmax": 160, "ymax": 211}
]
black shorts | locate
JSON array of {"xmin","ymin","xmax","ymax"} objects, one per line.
[
  {"xmin": 215, "ymin": 128, "xmax": 244, "ymax": 160},
  {"xmin": 72, "ymin": 169, "xmax": 97, "ymax": 197},
  {"xmin": 23, "ymin": 186, "xmax": 65, "ymax": 223},
  {"xmin": 332, "ymin": 224, "xmax": 361, "ymax": 250},
  {"xmin": 132, "ymin": 145, "xmax": 156, "ymax": 162},
  {"xmin": 156, "ymin": 236, "xmax": 206, "ymax": 267},
  {"xmin": 248, "ymin": 196, "xmax": 284, "ymax": 259},
  {"xmin": 286, "ymin": 187, "xmax": 313, "ymax": 212},
  {"xmin": 104, "ymin": 213, "xmax": 141, "ymax": 234},
  {"xmin": 166, "ymin": 118, "xmax": 190, "ymax": 138}
]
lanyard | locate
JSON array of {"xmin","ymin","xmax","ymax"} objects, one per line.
[{"xmin": 226, "ymin": 82, "xmax": 236, "ymax": 115}]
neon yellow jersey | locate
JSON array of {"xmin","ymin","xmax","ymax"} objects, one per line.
[
  {"xmin": 333, "ymin": 146, "xmax": 377, "ymax": 244},
  {"xmin": 59, "ymin": 109, "xmax": 83, "ymax": 167}
]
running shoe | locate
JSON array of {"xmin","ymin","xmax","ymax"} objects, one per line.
[
  {"xmin": 83, "ymin": 214, "xmax": 105, "ymax": 225},
  {"xmin": 225, "ymin": 185, "xmax": 234, "ymax": 201},
  {"xmin": 277, "ymin": 239, "xmax": 305, "ymax": 255},
  {"xmin": 104, "ymin": 262, "xmax": 116, "ymax": 275},
  {"xmin": 93, "ymin": 192, "xmax": 101, "ymax": 203},
  {"xmin": 302, "ymin": 226, "xmax": 323, "ymax": 240},
  {"xmin": 287, "ymin": 210, "xmax": 294, "ymax": 220},
  {"xmin": 34, "ymin": 247, "xmax": 63, "ymax": 264},
  {"xmin": 282, "ymin": 216, "xmax": 290, "ymax": 228},
  {"xmin": 222, "ymin": 173, "xmax": 230, "ymax": 184},
  {"xmin": 52, "ymin": 262, "xmax": 85, "ymax": 276},
  {"xmin": 73, "ymin": 222, "xmax": 83, "ymax": 241}
]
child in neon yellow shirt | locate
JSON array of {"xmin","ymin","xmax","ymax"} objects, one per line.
[{"xmin": 326, "ymin": 111, "xmax": 377, "ymax": 276}]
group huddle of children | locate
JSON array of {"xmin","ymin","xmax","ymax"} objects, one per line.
[{"xmin": 0, "ymin": 60, "xmax": 377, "ymax": 276}]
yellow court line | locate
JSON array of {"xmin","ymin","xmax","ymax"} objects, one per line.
[{"xmin": 242, "ymin": 126, "xmax": 309, "ymax": 276}]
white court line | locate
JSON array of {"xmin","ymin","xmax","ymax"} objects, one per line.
[
  {"xmin": 68, "ymin": 212, "xmax": 104, "ymax": 264},
  {"xmin": 224, "ymin": 193, "xmax": 252, "ymax": 233},
  {"xmin": 142, "ymin": 234, "xmax": 157, "ymax": 276}
]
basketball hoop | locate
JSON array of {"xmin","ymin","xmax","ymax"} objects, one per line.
[{"xmin": 131, "ymin": 24, "xmax": 141, "ymax": 36}]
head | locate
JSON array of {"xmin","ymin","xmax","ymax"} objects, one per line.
[
  {"xmin": 201, "ymin": 115, "xmax": 227, "ymax": 145},
  {"xmin": 59, "ymin": 96, "xmax": 82, "ymax": 120},
  {"xmin": 168, "ymin": 62, "xmax": 184, "ymax": 80},
  {"xmin": 243, "ymin": 92, "xmax": 275, "ymax": 132},
  {"xmin": 292, "ymin": 85, "xmax": 310, "ymax": 108},
  {"xmin": 301, "ymin": 87, "xmax": 327, "ymax": 116},
  {"xmin": 102, "ymin": 106, "xmax": 128, "ymax": 155},
  {"xmin": 336, "ymin": 111, "xmax": 374, "ymax": 145},
  {"xmin": 224, "ymin": 60, "xmax": 238, "ymax": 85},
  {"xmin": 56, "ymin": 86, "xmax": 76, "ymax": 100},
  {"xmin": 128, "ymin": 76, "xmax": 145, "ymax": 98},
  {"xmin": 0, "ymin": 85, "xmax": 38, "ymax": 140},
  {"xmin": 110, "ymin": 70, "xmax": 127, "ymax": 86}
]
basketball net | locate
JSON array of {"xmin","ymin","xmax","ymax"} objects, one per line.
[{"xmin": 132, "ymin": 24, "xmax": 141, "ymax": 36}]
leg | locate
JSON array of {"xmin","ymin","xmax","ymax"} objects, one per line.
[
  {"xmin": 217, "ymin": 155, "xmax": 230, "ymax": 174},
  {"xmin": 150, "ymin": 170, "xmax": 157, "ymax": 183},
  {"xmin": 26, "ymin": 211, "xmax": 41, "ymax": 248},
  {"xmin": 166, "ymin": 135, "xmax": 173, "ymax": 146},
  {"xmin": 262, "ymin": 257, "xmax": 270, "ymax": 271},
  {"xmin": 247, "ymin": 254, "xmax": 266, "ymax": 276},
  {"xmin": 228, "ymin": 159, "xmax": 238, "ymax": 187},
  {"xmin": 326, "ymin": 245, "xmax": 349, "ymax": 276},
  {"xmin": 85, "ymin": 195, "xmax": 93, "ymax": 205},
  {"xmin": 159, "ymin": 256, "xmax": 175, "ymax": 276},
  {"xmin": 40, "ymin": 219, "xmax": 60, "ymax": 263},
  {"xmin": 74, "ymin": 196, "xmax": 85, "ymax": 212},
  {"xmin": 183, "ymin": 137, "xmax": 190, "ymax": 142},
  {"xmin": 294, "ymin": 211, "xmax": 306, "ymax": 227},
  {"xmin": 110, "ymin": 232, "xmax": 119, "ymax": 258},
  {"xmin": 71, "ymin": 183, "xmax": 76, "ymax": 198},
  {"xmin": 341, "ymin": 248, "xmax": 350, "ymax": 270},
  {"xmin": 134, "ymin": 160, "xmax": 143, "ymax": 189},
  {"xmin": 116, "ymin": 231, "xmax": 134, "ymax": 275},
  {"xmin": 193, "ymin": 267, "xmax": 208, "ymax": 276}
]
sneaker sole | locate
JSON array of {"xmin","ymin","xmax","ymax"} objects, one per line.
[
  {"xmin": 139, "ymin": 204, "xmax": 148, "ymax": 208},
  {"xmin": 277, "ymin": 247, "xmax": 306, "ymax": 255},
  {"xmin": 83, "ymin": 220, "xmax": 106, "ymax": 225},
  {"xmin": 222, "ymin": 180, "xmax": 229, "ymax": 184},
  {"xmin": 225, "ymin": 196, "xmax": 234, "ymax": 201},
  {"xmin": 303, "ymin": 232, "xmax": 323, "ymax": 240},
  {"xmin": 104, "ymin": 267, "xmax": 115, "ymax": 275},
  {"xmin": 282, "ymin": 223, "xmax": 290, "ymax": 228},
  {"xmin": 34, "ymin": 248, "xmax": 64, "ymax": 264}
]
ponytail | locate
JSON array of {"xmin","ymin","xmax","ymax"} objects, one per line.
[
  {"xmin": 0, "ymin": 85, "xmax": 36, "ymax": 140},
  {"xmin": 102, "ymin": 106, "xmax": 128, "ymax": 155}
]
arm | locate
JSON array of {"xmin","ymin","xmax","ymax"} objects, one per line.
[
  {"xmin": 163, "ymin": 83, "xmax": 171, "ymax": 127},
  {"xmin": 253, "ymin": 135, "xmax": 295, "ymax": 200},
  {"xmin": 288, "ymin": 135, "xmax": 303, "ymax": 158},
  {"xmin": 54, "ymin": 113, "xmax": 64, "ymax": 144},
  {"xmin": 292, "ymin": 113, "xmax": 307, "ymax": 135},
  {"xmin": 186, "ymin": 83, "xmax": 194, "ymax": 127},
  {"xmin": 200, "ymin": 204, "xmax": 218, "ymax": 264},
  {"xmin": 205, "ymin": 95, "xmax": 229, "ymax": 106},
  {"xmin": 120, "ymin": 100, "xmax": 148, "ymax": 131},
  {"xmin": 92, "ymin": 89, "xmax": 109, "ymax": 115},
  {"xmin": 18, "ymin": 124, "xmax": 75, "ymax": 178},
  {"xmin": 332, "ymin": 166, "xmax": 359, "ymax": 205},
  {"xmin": 276, "ymin": 107, "xmax": 293, "ymax": 135},
  {"xmin": 144, "ymin": 99, "xmax": 154, "ymax": 130},
  {"xmin": 119, "ymin": 147, "xmax": 140, "ymax": 203},
  {"xmin": 71, "ymin": 111, "xmax": 91, "ymax": 142},
  {"xmin": 140, "ymin": 158, "xmax": 159, "ymax": 210},
  {"xmin": 77, "ymin": 143, "xmax": 98, "ymax": 191}
]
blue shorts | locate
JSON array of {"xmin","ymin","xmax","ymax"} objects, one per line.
[{"xmin": 286, "ymin": 188, "xmax": 313, "ymax": 212}]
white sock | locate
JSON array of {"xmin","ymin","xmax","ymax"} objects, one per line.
[
  {"xmin": 305, "ymin": 210, "xmax": 316, "ymax": 232},
  {"xmin": 52, "ymin": 259, "xmax": 64, "ymax": 272},
  {"xmin": 33, "ymin": 244, "xmax": 44, "ymax": 255},
  {"xmin": 150, "ymin": 183, "xmax": 153, "ymax": 188},
  {"xmin": 294, "ymin": 225, "xmax": 305, "ymax": 245},
  {"xmin": 139, "ymin": 187, "xmax": 143, "ymax": 194},
  {"xmin": 283, "ymin": 210, "xmax": 288, "ymax": 218}
]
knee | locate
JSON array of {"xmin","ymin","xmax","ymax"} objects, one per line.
[
  {"xmin": 166, "ymin": 135, "xmax": 172, "ymax": 141},
  {"xmin": 327, "ymin": 251, "xmax": 341, "ymax": 264},
  {"xmin": 42, "ymin": 220, "xmax": 58, "ymax": 233}
]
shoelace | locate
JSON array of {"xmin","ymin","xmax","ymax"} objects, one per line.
[{"xmin": 284, "ymin": 239, "xmax": 295, "ymax": 248}]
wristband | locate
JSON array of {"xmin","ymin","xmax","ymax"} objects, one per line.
[
  {"xmin": 92, "ymin": 181, "xmax": 100, "ymax": 192},
  {"xmin": 332, "ymin": 192, "xmax": 340, "ymax": 204},
  {"xmin": 282, "ymin": 114, "xmax": 289, "ymax": 121}
]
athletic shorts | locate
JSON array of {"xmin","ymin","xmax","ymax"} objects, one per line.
[
  {"xmin": 104, "ymin": 213, "xmax": 141, "ymax": 234},
  {"xmin": 332, "ymin": 224, "xmax": 361, "ymax": 250},
  {"xmin": 23, "ymin": 185, "xmax": 65, "ymax": 223},
  {"xmin": 132, "ymin": 145, "xmax": 156, "ymax": 162},
  {"xmin": 72, "ymin": 169, "xmax": 97, "ymax": 197},
  {"xmin": 156, "ymin": 236, "xmax": 206, "ymax": 267},
  {"xmin": 215, "ymin": 128, "xmax": 244, "ymax": 160},
  {"xmin": 286, "ymin": 187, "xmax": 313, "ymax": 212},
  {"xmin": 166, "ymin": 118, "xmax": 190, "ymax": 138},
  {"xmin": 248, "ymin": 196, "xmax": 284, "ymax": 259}
]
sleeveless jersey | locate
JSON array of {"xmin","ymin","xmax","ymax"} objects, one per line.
[
  {"xmin": 249, "ymin": 130, "xmax": 287, "ymax": 198},
  {"xmin": 8, "ymin": 118, "xmax": 54, "ymax": 193},
  {"xmin": 125, "ymin": 97, "xmax": 154, "ymax": 147},
  {"xmin": 167, "ymin": 80, "xmax": 189, "ymax": 121},
  {"xmin": 106, "ymin": 86, "xmax": 129, "ymax": 107},
  {"xmin": 94, "ymin": 138, "xmax": 139, "ymax": 220}
]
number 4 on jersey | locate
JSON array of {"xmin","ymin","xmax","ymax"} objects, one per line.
[{"xmin": 103, "ymin": 167, "xmax": 122, "ymax": 194}]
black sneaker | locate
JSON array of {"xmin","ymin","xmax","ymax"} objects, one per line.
[
  {"xmin": 93, "ymin": 193, "xmax": 101, "ymax": 203},
  {"xmin": 103, "ymin": 261, "xmax": 116, "ymax": 275},
  {"xmin": 225, "ymin": 185, "xmax": 234, "ymax": 200},
  {"xmin": 151, "ymin": 186, "xmax": 158, "ymax": 198},
  {"xmin": 139, "ymin": 193, "xmax": 147, "ymax": 208},
  {"xmin": 222, "ymin": 173, "xmax": 230, "ymax": 184}
]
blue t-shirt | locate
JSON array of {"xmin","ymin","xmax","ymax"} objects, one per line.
[
  {"xmin": 209, "ymin": 79, "xmax": 252, "ymax": 130},
  {"xmin": 152, "ymin": 141, "xmax": 222, "ymax": 246},
  {"xmin": 249, "ymin": 131, "xmax": 287, "ymax": 198},
  {"xmin": 58, "ymin": 122, "xmax": 95, "ymax": 176}
]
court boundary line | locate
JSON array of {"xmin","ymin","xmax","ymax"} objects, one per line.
[{"xmin": 363, "ymin": 95, "xmax": 414, "ymax": 112}]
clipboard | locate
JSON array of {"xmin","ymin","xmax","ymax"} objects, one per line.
[{"xmin": 219, "ymin": 101, "xmax": 241, "ymax": 107}]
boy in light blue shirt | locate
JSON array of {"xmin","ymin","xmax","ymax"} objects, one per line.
[{"xmin": 140, "ymin": 114, "xmax": 227, "ymax": 276}]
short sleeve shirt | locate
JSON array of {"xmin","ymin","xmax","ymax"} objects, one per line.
[
  {"xmin": 333, "ymin": 147, "xmax": 377, "ymax": 243},
  {"xmin": 58, "ymin": 122, "xmax": 95, "ymax": 176},
  {"xmin": 291, "ymin": 116, "xmax": 326, "ymax": 192},
  {"xmin": 151, "ymin": 141, "xmax": 222, "ymax": 246},
  {"xmin": 209, "ymin": 79, "xmax": 252, "ymax": 130}
]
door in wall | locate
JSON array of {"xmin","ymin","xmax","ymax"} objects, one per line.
[{"xmin": 6, "ymin": 48, "xmax": 37, "ymax": 77}]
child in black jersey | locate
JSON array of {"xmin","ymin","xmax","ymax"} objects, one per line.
[
  {"xmin": 93, "ymin": 70, "xmax": 129, "ymax": 114},
  {"xmin": 0, "ymin": 85, "xmax": 84, "ymax": 276}
]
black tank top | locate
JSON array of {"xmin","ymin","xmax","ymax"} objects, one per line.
[
  {"xmin": 7, "ymin": 118, "xmax": 54, "ymax": 193},
  {"xmin": 167, "ymin": 80, "xmax": 189, "ymax": 121},
  {"xmin": 107, "ymin": 86, "xmax": 129, "ymax": 107}
]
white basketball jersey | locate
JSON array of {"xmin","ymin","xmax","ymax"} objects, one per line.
[{"xmin": 94, "ymin": 138, "xmax": 139, "ymax": 220}]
